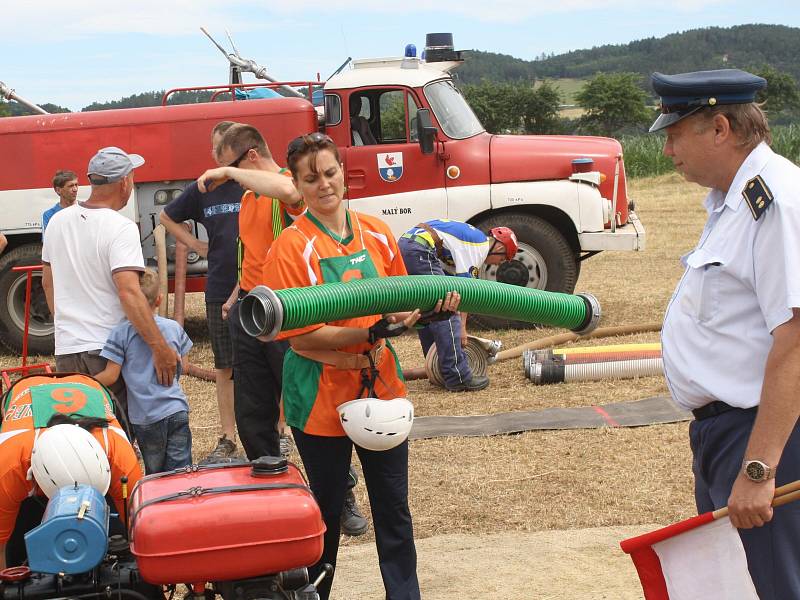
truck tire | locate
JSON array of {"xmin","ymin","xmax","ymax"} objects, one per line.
[
  {"xmin": 472, "ymin": 213, "xmax": 579, "ymax": 329},
  {"xmin": 0, "ymin": 243, "xmax": 55, "ymax": 355}
]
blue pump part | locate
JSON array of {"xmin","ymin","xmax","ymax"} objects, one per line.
[{"xmin": 25, "ymin": 484, "xmax": 109, "ymax": 574}]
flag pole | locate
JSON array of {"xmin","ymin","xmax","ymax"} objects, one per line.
[{"xmin": 712, "ymin": 479, "xmax": 800, "ymax": 519}]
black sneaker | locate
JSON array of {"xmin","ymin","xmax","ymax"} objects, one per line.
[
  {"xmin": 341, "ymin": 489, "xmax": 368, "ymax": 536},
  {"xmin": 200, "ymin": 434, "xmax": 237, "ymax": 464},
  {"xmin": 446, "ymin": 374, "xmax": 490, "ymax": 392}
]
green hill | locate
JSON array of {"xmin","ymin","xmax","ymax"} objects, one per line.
[{"xmin": 456, "ymin": 24, "xmax": 800, "ymax": 85}]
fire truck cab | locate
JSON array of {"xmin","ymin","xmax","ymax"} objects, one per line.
[{"xmin": 0, "ymin": 36, "xmax": 645, "ymax": 354}]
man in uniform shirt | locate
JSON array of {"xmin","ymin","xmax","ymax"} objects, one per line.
[{"xmin": 654, "ymin": 69, "xmax": 800, "ymax": 599}]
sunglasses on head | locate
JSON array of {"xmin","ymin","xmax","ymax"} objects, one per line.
[
  {"xmin": 287, "ymin": 132, "xmax": 335, "ymax": 159},
  {"xmin": 228, "ymin": 146, "xmax": 257, "ymax": 168}
]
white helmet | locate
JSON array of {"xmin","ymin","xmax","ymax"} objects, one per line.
[
  {"xmin": 337, "ymin": 398, "xmax": 414, "ymax": 451},
  {"xmin": 30, "ymin": 424, "xmax": 112, "ymax": 498}
]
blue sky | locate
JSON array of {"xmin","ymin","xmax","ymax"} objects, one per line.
[{"xmin": 2, "ymin": 1, "xmax": 800, "ymax": 111}]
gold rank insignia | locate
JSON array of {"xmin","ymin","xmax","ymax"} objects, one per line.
[{"xmin": 742, "ymin": 175, "xmax": 774, "ymax": 221}]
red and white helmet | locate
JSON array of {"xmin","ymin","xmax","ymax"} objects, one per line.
[{"xmin": 489, "ymin": 227, "xmax": 518, "ymax": 260}]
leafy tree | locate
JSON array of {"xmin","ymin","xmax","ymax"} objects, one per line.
[
  {"xmin": 7, "ymin": 101, "xmax": 70, "ymax": 116},
  {"xmin": 519, "ymin": 81, "xmax": 562, "ymax": 134},
  {"xmin": 0, "ymin": 100, "xmax": 9, "ymax": 118},
  {"xmin": 462, "ymin": 81, "xmax": 562, "ymax": 134},
  {"xmin": 575, "ymin": 72, "xmax": 651, "ymax": 136},
  {"xmin": 753, "ymin": 64, "xmax": 800, "ymax": 114},
  {"xmin": 379, "ymin": 92, "xmax": 406, "ymax": 140},
  {"xmin": 462, "ymin": 81, "xmax": 518, "ymax": 133}
]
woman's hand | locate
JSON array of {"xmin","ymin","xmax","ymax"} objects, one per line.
[
  {"xmin": 367, "ymin": 310, "xmax": 421, "ymax": 344},
  {"xmin": 416, "ymin": 291, "xmax": 462, "ymax": 325}
]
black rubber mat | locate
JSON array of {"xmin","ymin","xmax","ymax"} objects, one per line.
[{"xmin": 410, "ymin": 396, "xmax": 690, "ymax": 440}]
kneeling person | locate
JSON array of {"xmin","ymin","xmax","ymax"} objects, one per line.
[
  {"xmin": 0, "ymin": 374, "xmax": 142, "ymax": 569},
  {"xmin": 95, "ymin": 268, "xmax": 193, "ymax": 474},
  {"xmin": 398, "ymin": 220, "xmax": 517, "ymax": 391}
]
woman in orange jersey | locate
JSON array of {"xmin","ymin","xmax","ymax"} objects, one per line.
[{"xmin": 261, "ymin": 133, "xmax": 458, "ymax": 600}]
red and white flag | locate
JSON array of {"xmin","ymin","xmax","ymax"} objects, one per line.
[{"xmin": 620, "ymin": 512, "xmax": 758, "ymax": 600}]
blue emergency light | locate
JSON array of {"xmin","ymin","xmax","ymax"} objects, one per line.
[{"xmin": 25, "ymin": 484, "xmax": 109, "ymax": 574}]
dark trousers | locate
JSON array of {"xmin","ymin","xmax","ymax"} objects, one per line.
[
  {"xmin": 292, "ymin": 428, "xmax": 420, "ymax": 600},
  {"xmin": 228, "ymin": 300, "xmax": 286, "ymax": 460},
  {"xmin": 398, "ymin": 237, "xmax": 472, "ymax": 388},
  {"xmin": 691, "ymin": 407, "xmax": 800, "ymax": 599}
]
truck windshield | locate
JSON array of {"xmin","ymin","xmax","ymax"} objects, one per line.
[{"xmin": 424, "ymin": 80, "xmax": 484, "ymax": 139}]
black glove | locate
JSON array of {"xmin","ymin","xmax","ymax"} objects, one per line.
[
  {"xmin": 367, "ymin": 318, "xmax": 408, "ymax": 344},
  {"xmin": 416, "ymin": 308, "xmax": 456, "ymax": 326}
]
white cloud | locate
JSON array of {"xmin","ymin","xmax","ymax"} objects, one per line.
[
  {"xmin": 3, "ymin": 1, "xmax": 268, "ymax": 40},
  {"xmin": 3, "ymin": 0, "xmax": 734, "ymax": 38},
  {"xmin": 263, "ymin": 0, "xmax": 731, "ymax": 22}
]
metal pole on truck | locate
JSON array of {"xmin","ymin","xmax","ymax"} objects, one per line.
[
  {"xmin": 0, "ymin": 81, "xmax": 49, "ymax": 115},
  {"xmin": 200, "ymin": 27, "xmax": 306, "ymax": 98}
]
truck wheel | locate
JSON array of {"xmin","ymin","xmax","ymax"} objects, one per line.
[
  {"xmin": 0, "ymin": 243, "xmax": 55, "ymax": 355},
  {"xmin": 472, "ymin": 213, "xmax": 579, "ymax": 329}
]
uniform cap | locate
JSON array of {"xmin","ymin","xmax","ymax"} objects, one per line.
[
  {"xmin": 87, "ymin": 146, "xmax": 145, "ymax": 184},
  {"xmin": 649, "ymin": 69, "xmax": 767, "ymax": 133}
]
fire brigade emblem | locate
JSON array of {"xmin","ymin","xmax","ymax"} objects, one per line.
[{"xmin": 377, "ymin": 152, "xmax": 403, "ymax": 182}]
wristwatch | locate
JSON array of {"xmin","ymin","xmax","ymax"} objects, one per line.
[{"xmin": 742, "ymin": 459, "xmax": 775, "ymax": 483}]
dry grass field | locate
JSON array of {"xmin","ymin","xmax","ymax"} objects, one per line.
[{"xmin": 0, "ymin": 173, "xmax": 709, "ymax": 598}]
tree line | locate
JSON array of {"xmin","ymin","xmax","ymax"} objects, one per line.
[
  {"xmin": 462, "ymin": 64, "xmax": 800, "ymax": 138},
  {"xmin": 464, "ymin": 24, "xmax": 800, "ymax": 84}
]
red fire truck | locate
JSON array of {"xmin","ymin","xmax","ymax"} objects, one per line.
[{"xmin": 0, "ymin": 35, "xmax": 645, "ymax": 354}]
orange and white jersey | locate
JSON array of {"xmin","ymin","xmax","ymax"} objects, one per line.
[{"xmin": 0, "ymin": 374, "xmax": 141, "ymax": 543}]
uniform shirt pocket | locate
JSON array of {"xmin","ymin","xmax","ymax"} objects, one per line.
[{"xmin": 683, "ymin": 250, "xmax": 726, "ymax": 324}]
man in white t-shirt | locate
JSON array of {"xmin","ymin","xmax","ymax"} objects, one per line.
[{"xmin": 42, "ymin": 147, "xmax": 177, "ymax": 414}]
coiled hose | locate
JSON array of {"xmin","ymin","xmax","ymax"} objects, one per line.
[
  {"xmin": 240, "ymin": 276, "xmax": 601, "ymax": 341},
  {"xmin": 424, "ymin": 336, "xmax": 501, "ymax": 388}
]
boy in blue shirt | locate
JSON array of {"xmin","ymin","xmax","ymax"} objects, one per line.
[{"xmin": 95, "ymin": 268, "xmax": 193, "ymax": 474}]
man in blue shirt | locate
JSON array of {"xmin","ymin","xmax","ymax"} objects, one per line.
[
  {"xmin": 399, "ymin": 220, "xmax": 517, "ymax": 391},
  {"xmin": 42, "ymin": 170, "xmax": 79, "ymax": 233},
  {"xmin": 160, "ymin": 121, "xmax": 242, "ymax": 462}
]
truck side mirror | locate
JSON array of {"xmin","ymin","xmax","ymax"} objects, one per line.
[{"xmin": 416, "ymin": 109, "xmax": 437, "ymax": 155}]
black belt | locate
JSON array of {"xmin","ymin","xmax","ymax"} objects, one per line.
[{"xmin": 692, "ymin": 401, "xmax": 754, "ymax": 421}]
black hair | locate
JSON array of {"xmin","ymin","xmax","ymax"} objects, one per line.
[{"xmin": 46, "ymin": 414, "xmax": 109, "ymax": 431}]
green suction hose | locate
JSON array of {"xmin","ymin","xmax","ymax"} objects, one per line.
[{"xmin": 240, "ymin": 275, "xmax": 600, "ymax": 341}]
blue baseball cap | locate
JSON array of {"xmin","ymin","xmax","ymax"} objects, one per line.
[
  {"xmin": 87, "ymin": 146, "xmax": 145, "ymax": 184},
  {"xmin": 649, "ymin": 69, "xmax": 767, "ymax": 133}
]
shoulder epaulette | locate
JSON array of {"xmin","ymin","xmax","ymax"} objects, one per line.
[{"xmin": 742, "ymin": 175, "xmax": 774, "ymax": 221}]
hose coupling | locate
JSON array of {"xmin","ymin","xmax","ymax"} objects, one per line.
[
  {"xmin": 571, "ymin": 293, "xmax": 601, "ymax": 335},
  {"xmin": 239, "ymin": 286, "xmax": 284, "ymax": 341}
]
